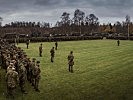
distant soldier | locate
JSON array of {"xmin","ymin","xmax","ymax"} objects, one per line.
[
  {"xmin": 26, "ymin": 39, "xmax": 29, "ymax": 49},
  {"xmin": 5, "ymin": 67, "xmax": 19, "ymax": 98},
  {"xmin": 117, "ymin": 39, "xmax": 120, "ymax": 46},
  {"xmin": 39, "ymin": 44, "xmax": 43, "ymax": 57},
  {"xmin": 55, "ymin": 41, "xmax": 58, "ymax": 50},
  {"xmin": 68, "ymin": 51, "xmax": 74, "ymax": 72},
  {"xmin": 32, "ymin": 61, "xmax": 41, "ymax": 92},
  {"xmin": 50, "ymin": 47, "xmax": 55, "ymax": 63}
]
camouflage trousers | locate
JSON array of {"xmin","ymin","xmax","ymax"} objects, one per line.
[
  {"xmin": 31, "ymin": 74, "xmax": 35, "ymax": 86},
  {"xmin": 7, "ymin": 86, "xmax": 16, "ymax": 98},
  {"xmin": 55, "ymin": 46, "xmax": 57, "ymax": 50},
  {"xmin": 27, "ymin": 71, "xmax": 32, "ymax": 83},
  {"xmin": 51, "ymin": 56, "xmax": 54, "ymax": 62},
  {"xmin": 39, "ymin": 51, "xmax": 42, "ymax": 57},
  {"xmin": 19, "ymin": 80, "xmax": 26, "ymax": 92},
  {"xmin": 69, "ymin": 65, "xmax": 73, "ymax": 73},
  {"xmin": 34, "ymin": 78, "xmax": 40, "ymax": 90}
]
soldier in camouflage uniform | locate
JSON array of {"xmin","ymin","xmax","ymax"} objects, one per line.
[
  {"xmin": 32, "ymin": 61, "xmax": 41, "ymax": 92},
  {"xmin": 67, "ymin": 51, "xmax": 74, "ymax": 72},
  {"xmin": 117, "ymin": 39, "xmax": 120, "ymax": 46},
  {"xmin": 27, "ymin": 58, "xmax": 32, "ymax": 83},
  {"xmin": 5, "ymin": 67, "xmax": 19, "ymax": 98},
  {"xmin": 39, "ymin": 44, "xmax": 43, "ymax": 57},
  {"xmin": 55, "ymin": 41, "xmax": 58, "ymax": 50},
  {"xmin": 31, "ymin": 58, "xmax": 36, "ymax": 86},
  {"xmin": 50, "ymin": 47, "xmax": 55, "ymax": 63},
  {"xmin": 26, "ymin": 39, "xmax": 29, "ymax": 49},
  {"xmin": 18, "ymin": 62, "xmax": 27, "ymax": 94}
]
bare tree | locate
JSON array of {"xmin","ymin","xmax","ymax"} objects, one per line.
[
  {"xmin": 125, "ymin": 15, "xmax": 131, "ymax": 39},
  {"xmin": 125, "ymin": 15, "xmax": 130, "ymax": 24},
  {"xmin": 114, "ymin": 21, "xmax": 122, "ymax": 33},
  {"xmin": 61, "ymin": 12, "xmax": 70, "ymax": 25},
  {"xmin": 73, "ymin": 9, "xmax": 85, "ymax": 25},
  {"xmin": 85, "ymin": 14, "xmax": 99, "ymax": 33}
]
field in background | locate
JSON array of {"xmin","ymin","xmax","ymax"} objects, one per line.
[{"xmin": 0, "ymin": 40, "xmax": 133, "ymax": 100}]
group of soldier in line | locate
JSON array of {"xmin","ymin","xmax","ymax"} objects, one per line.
[
  {"xmin": 0, "ymin": 39, "xmax": 75, "ymax": 99},
  {"xmin": 0, "ymin": 39, "xmax": 41, "ymax": 98}
]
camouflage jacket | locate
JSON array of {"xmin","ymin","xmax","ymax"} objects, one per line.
[
  {"xmin": 50, "ymin": 49, "xmax": 55, "ymax": 56},
  {"xmin": 68, "ymin": 54, "xmax": 74, "ymax": 61},
  {"xmin": 5, "ymin": 70, "xmax": 19, "ymax": 88},
  {"xmin": 32, "ymin": 66, "xmax": 41, "ymax": 79}
]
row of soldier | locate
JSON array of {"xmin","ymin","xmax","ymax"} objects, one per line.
[
  {"xmin": 0, "ymin": 39, "xmax": 41, "ymax": 99},
  {"xmin": 0, "ymin": 39, "xmax": 75, "ymax": 99}
]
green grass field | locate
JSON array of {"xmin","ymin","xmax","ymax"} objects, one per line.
[{"xmin": 0, "ymin": 40, "xmax": 133, "ymax": 100}]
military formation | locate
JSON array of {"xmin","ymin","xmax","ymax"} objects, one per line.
[
  {"xmin": 0, "ymin": 39, "xmax": 41, "ymax": 99},
  {"xmin": 0, "ymin": 39, "xmax": 75, "ymax": 99}
]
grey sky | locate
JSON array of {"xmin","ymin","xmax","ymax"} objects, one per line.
[{"xmin": 0, "ymin": 0, "xmax": 132, "ymax": 26}]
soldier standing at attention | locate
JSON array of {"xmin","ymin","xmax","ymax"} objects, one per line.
[
  {"xmin": 55, "ymin": 41, "xmax": 58, "ymax": 50},
  {"xmin": 50, "ymin": 47, "xmax": 55, "ymax": 63},
  {"xmin": 68, "ymin": 51, "xmax": 74, "ymax": 72},
  {"xmin": 26, "ymin": 39, "xmax": 29, "ymax": 49},
  {"xmin": 33, "ymin": 61, "xmax": 41, "ymax": 92},
  {"xmin": 39, "ymin": 44, "xmax": 43, "ymax": 57},
  {"xmin": 31, "ymin": 58, "xmax": 36, "ymax": 86},
  {"xmin": 27, "ymin": 58, "xmax": 32, "ymax": 83},
  {"xmin": 18, "ymin": 62, "xmax": 27, "ymax": 94},
  {"xmin": 5, "ymin": 67, "xmax": 19, "ymax": 98},
  {"xmin": 117, "ymin": 39, "xmax": 120, "ymax": 46}
]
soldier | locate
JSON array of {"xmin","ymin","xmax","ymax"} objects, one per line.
[
  {"xmin": 27, "ymin": 58, "xmax": 32, "ymax": 83},
  {"xmin": 55, "ymin": 41, "xmax": 58, "ymax": 50},
  {"xmin": 117, "ymin": 39, "xmax": 120, "ymax": 46},
  {"xmin": 18, "ymin": 62, "xmax": 27, "ymax": 94},
  {"xmin": 39, "ymin": 43, "xmax": 43, "ymax": 57},
  {"xmin": 68, "ymin": 51, "xmax": 74, "ymax": 72},
  {"xmin": 5, "ymin": 67, "xmax": 19, "ymax": 98},
  {"xmin": 26, "ymin": 39, "xmax": 29, "ymax": 49},
  {"xmin": 32, "ymin": 61, "xmax": 41, "ymax": 92},
  {"xmin": 31, "ymin": 58, "xmax": 36, "ymax": 86},
  {"xmin": 50, "ymin": 47, "xmax": 55, "ymax": 63}
]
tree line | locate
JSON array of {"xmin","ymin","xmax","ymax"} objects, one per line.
[{"xmin": 0, "ymin": 9, "xmax": 133, "ymax": 37}]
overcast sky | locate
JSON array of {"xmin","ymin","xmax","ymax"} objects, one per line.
[{"xmin": 0, "ymin": 0, "xmax": 132, "ymax": 26}]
